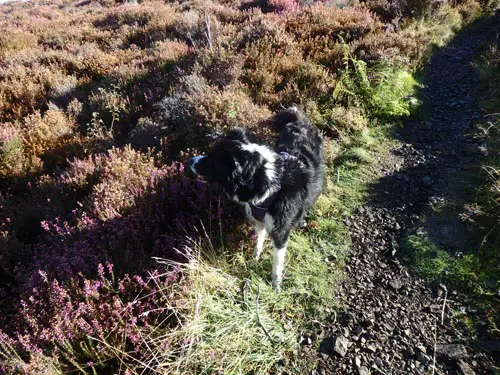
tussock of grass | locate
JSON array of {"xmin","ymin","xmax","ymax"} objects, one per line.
[
  {"xmin": 341, "ymin": 147, "xmax": 373, "ymax": 164},
  {"xmin": 79, "ymin": 227, "xmax": 348, "ymax": 375}
]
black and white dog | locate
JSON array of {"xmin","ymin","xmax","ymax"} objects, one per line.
[{"xmin": 189, "ymin": 107, "xmax": 324, "ymax": 290}]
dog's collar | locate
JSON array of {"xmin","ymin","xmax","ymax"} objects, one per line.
[{"xmin": 249, "ymin": 151, "xmax": 296, "ymax": 222}]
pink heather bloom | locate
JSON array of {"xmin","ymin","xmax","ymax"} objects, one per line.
[
  {"xmin": 97, "ymin": 264, "xmax": 105, "ymax": 278},
  {"xmin": 268, "ymin": 0, "xmax": 301, "ymax": 13},
  {"xmin": 0, "ymin": 126, "xmax": 20, "ymax": 144}
]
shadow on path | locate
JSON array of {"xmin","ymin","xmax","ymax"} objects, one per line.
[{"xmin": 318, "ymin": 13, "xmax": 500, "ymax": 375}]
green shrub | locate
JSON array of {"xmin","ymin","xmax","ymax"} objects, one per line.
[
  {"xmin": 333, "ymin": 43, "xmax": 417, "ymax": 118},
  {"xmin": 88, "ymin": 85, "xmax": 129, "ymax": 137}
]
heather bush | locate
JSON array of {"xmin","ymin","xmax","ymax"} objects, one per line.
[
  {"xmin": 357, "ymin": 2, "xmax": 477, "ymax": 67},
  {"xmin": 280, "ymin": 61, "xmax": 337, "ymax": 105},
  {"xmin": 130, "ymin": 74, "xmax": 209, "ymax": 150},
  {"xmin": 130, "ymin": 72, "xmax": 273, "ymax": 152},
  {"xmin": 0, "ymin": 264, "xmax": 182, "ymax": 374},
  {"xmin": 197, "ymin": 49, "xmax": 245, "ymax": 89},
  {"xmin": 354, "ymin": 29, "xmax": 424, "ymax": 65},
  {"xmin": 0, "ymin": 126, "xmax": 27, "ymax": 179},
  {"xmin": 236, "ymin": 12, "xmax": 288, "ymax": 50},
  {"xmin": 23, "ymin": 105, "xmax": 75, "ymax": 156},
  {"xmin": 60, "ymin": 146, "xmax": 167, "ymax": 219},
  {"xmin": 44, "ymin": 144, "xmax": 244, "ymax": 280},
  {"xmin": 0, "ymin": 29, "xmax": 37, "ymax": 56},
  {"xmin": 148, "ymin": 40, "xmax": 190, "ymax": 67},
  {"xmin": 125, "ymin": 6, "xmax": 180, "ymax": 47},
  {"xmin": 243, "ymin": 37, "xmax": 303, "ymax": 106},
  {"xmin": 267, "ymin": 0, "xmax": 301, "ymax": 13},
  {"xmin": 285, "ymin": 4, "xmax": 381, "ymax": 43},
  {"xmin": 0, "ymin": 64, "xmax": 68, "ymax": 122},
  {"xmin": 296, "ymin": 36, "xmax": 346, "ymax": 71},
  {"xmin": 193, "ymin": 85, "xmax": 273, "ymax": 134},
  {"xmin": 364, "ymin": 0, "xmax": 442, "ymax": 21},
  {"xmin": 0, "ymin": 0, "xmax": 488, "ymax": 372},
  {"xmin": 66, "ymin": 43, "xmax": 120, "ymax": 78},
  {"xmin": 322, "ymin": 106, "xmax": 370, "ymax": 137}
]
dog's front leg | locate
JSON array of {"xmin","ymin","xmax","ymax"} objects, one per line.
[
  {"xmin": 270, "ymin": 231, "xmax": 290, "ymax": 291},
  {"xmin": 243, "ymin": 203, "xmax": 268, "ymax": 260},
  {"xmin": 253, "ymin": 224, "xmax": 267, "ymax": 260}
]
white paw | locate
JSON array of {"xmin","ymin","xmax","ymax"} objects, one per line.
[
  {"xmin": 253, "ymin": 248, "xmax": 262, "ymax": 260},
  {"xmin": 272, "ymin": 274, "xmax": 282, "ymax": 291}
]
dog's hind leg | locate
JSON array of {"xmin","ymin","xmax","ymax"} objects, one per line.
[{"xmin": 253, "ymin": 224, "xmax": 267, "ymax": 260}]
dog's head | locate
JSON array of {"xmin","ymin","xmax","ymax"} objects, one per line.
[{"xmin": 188, "ymin": 128, "xmax": 279, "ymax": 204}]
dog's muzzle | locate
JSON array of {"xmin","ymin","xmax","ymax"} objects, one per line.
[{"xmin": 188, "ymin": 156, "xmax": 206, "ymax": 176}]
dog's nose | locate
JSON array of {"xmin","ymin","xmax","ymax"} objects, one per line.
[{"xmin": 189, "ymin": 156, "xmax": 205, "ymax": 174}]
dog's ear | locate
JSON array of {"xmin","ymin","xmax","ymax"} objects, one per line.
[{"xmin": 226, "ymin": 128, "xmax": 253, "ymax": 144}]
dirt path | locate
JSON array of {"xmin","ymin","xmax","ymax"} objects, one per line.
[{"xmin": 316, "ymin": 14, "xmax": 500, "ymax": 375}]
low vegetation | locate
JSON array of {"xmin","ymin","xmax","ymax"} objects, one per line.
[{"xmin": 0, "ymin": 0, "xmax": 496, "ymax": 373}]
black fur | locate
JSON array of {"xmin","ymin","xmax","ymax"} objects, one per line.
[
  {"xmin": 269, "ymin": 108, "xmax": 324, "ymax": 247},
  {"xmin": 189, "ymin": 107, "xmax": 324, "ymax": 287}
]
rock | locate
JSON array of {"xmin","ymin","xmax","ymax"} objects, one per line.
[
  {"xmin": 389, "ymin": 279, "xmax": 403, "ymax": 291},
  {"xmin": 416, "ymin": 345, "xmax": 427, "ymax": 354},
  {"xmin": 416, "ymin": 350, "xmax": 431, "ymax": 365},
  {"xmin": 355, "ymin": 356, "xmax": 362, "ymax": 368},
  {"xmin": 436, "ymin": 344, "xmax": 468, "ymax": 359},
  {"xmin": 358, "ymin": 366, "xmax": 370, "ymax": 375},
  {"xmin": 457, "ymin": 359, "xmax": 475, "ymax": 375},
  {"xmin": 356, "ymin": 325, "xmax": 364, "ymax": 336},
  {"xmin": 333, "ymin": 335, "xmax": 350, "ymax": 357}
]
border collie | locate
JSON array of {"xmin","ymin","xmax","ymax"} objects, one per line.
[{"xmin": 188, "ymin": 107, "xmax": 324, "ymax": 290}]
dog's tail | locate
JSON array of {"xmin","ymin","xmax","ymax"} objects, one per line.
[{"xmin": 272, "ymin": 106, "xmax": 310, "ymax": 132}]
